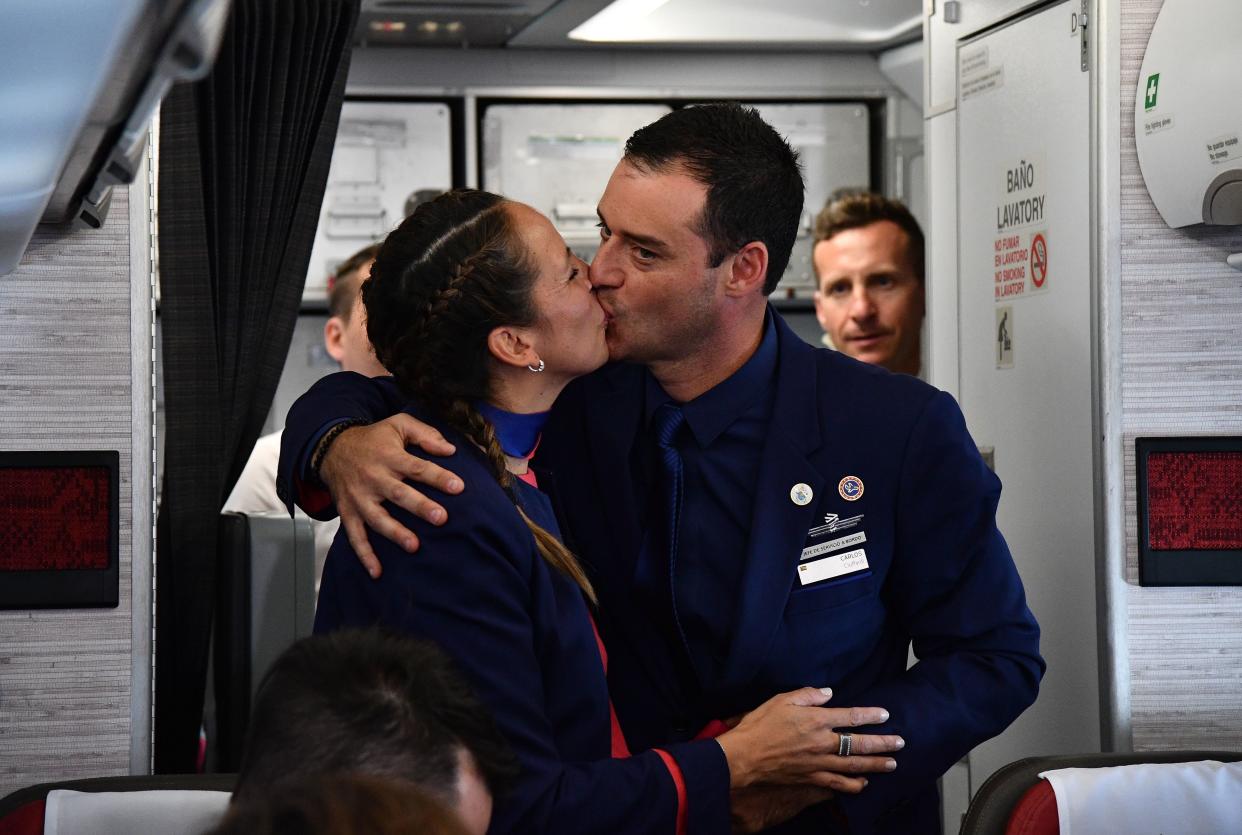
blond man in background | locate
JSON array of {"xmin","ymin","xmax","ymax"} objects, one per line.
[{"xmin": 812, "ymin": 190, "xmax": 925, "ymax": 376}]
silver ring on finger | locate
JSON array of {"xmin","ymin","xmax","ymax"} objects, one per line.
[{"xmin": 837, "ymin": 732, "xmax": 853, "ymax": 757}]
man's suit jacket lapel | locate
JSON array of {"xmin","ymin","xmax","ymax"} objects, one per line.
[
  {"xmin": 580, "ymin": 368, "xmax": 645, "ymax": 591},
  {"xmin": 579, "ymin": 367, "xmax": 699, "ymax": 713},
  {"xmin": 721, "ymin": 315, "xmax": 827, "ymax": 689}
]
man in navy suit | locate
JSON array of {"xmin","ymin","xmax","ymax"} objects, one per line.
[{"xmin": 279, "ymin": 104, "xmax": 1043, "ymax": 834}]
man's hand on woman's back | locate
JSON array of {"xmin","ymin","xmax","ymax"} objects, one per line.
[{"xmin": 319, "ymin": 415, "xmax": 464, "ymax": 577}]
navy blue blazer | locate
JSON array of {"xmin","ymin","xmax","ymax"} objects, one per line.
[
  {"xmin": 312, "ymin": 406, "xmax": 729, "ymax": 835},
  {"xmin": 280, "ymin": 311, "xmax": 1044, "ymax": 834}
]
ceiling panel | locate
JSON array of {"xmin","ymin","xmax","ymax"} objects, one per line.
[
  {"xmin": 355, "ymin": 0, "xmax": 924, "ymax": 49},
  {"xmin": 512, "ymin": 0, "xmax": 923, "ymax": 49},
  {"xmin": 356, "ymin": 0, "xmax": 560, "ymax": 47}
]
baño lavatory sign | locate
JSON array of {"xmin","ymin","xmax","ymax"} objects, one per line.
[{"xmin": 992, "ymin": 154, "xmax": 1050, "ymax": 301}]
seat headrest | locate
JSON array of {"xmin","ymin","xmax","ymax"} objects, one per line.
[
  {"xmin": 1039, "ymin": 760, "xmax": 1242, "ymax": 835},
  {"xmin": 44, "ymin": 789, "xmax": 229, "ymax": 835}
]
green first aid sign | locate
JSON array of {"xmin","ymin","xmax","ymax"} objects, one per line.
[{"xmin": 1144, "ymin": 73, "xmax": 1160, "ymax": 111}]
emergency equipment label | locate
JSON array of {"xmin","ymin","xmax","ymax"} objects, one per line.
[
  {"xmin": 1207, "ymin": 133, "xmax": 1240, "ymax": 165},
  {"xmin": 1143, "ymin": 114, "xmax": 1174, "ymax": 136}
]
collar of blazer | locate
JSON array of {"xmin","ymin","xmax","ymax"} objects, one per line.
[{"xmin": 579, "ymin": 310, "xmax": 833, "ymax": 690}]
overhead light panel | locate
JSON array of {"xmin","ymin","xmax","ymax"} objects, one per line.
[
  {"xmin": 566, "ymin": 0, "xmax": 921, "ymax": 46},
  {"xmin": 569, "ymin": 0, "xmax": 671, "ymax": 42}
]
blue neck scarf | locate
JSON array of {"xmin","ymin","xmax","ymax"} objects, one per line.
[{"xmin": 475, "ymin": 401, "xmax": 549, "ymax": 458}]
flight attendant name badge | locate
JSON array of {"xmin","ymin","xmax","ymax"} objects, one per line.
[{"xmin": 798, "ymin": 548, "xmax": 870, "ymax": 586}]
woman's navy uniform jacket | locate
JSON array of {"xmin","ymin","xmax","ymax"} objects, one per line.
[
  {"xmin": 281, "ymin": 310, "xmax": 1045, "ymax": 835},
  {"xmin": 312, "ymin": 408, "xmax": 729, "ymax": 835}
]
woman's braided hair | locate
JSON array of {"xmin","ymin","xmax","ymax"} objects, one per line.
[{"xmin": 363, "ymin": 189, "xmax": 595, "ymax": 604}]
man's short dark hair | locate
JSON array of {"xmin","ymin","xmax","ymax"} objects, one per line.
[
  {"xmin": 623, "ymin": 103, "xmax": 804, "ymax": 295},
  {"xmin": 812, "ymin": 189, "xmax": 925, "ymax": 283},
  {"xmin": 328, "ymin": 243, "xmax": 381, "ymax": 319},
  {"xmin": 233, "ymin": 630, "xmax": 516, "ymax": 806}
]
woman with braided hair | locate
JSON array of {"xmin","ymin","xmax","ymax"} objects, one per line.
[{"xmin": 313, "ymin": 189, "xmax": 903, "ymax": 835}]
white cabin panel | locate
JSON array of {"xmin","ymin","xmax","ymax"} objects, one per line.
[{"xmin": 955, "ymin": 0, "xmax": 1101, "ymax": 787}]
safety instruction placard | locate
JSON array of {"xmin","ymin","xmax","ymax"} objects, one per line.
[
  {"xmin": 1207, "ymin": 133, "xmax": 1240, "ymax": 165},
  {"xmin": 996, "ymin": 305, "xmax": 1014, "ymax": 369},
  {"xmin": 961, "ymin": 44, "xmax": 1005, "ymax": 102},
  {"xmin": 992, "ymin": 155, "xmax": 1050, "ymax": 301}
]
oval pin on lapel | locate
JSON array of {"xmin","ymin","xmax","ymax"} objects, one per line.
[{"xmin": 790, "ymin": 483, "xmax": 813, "ymax": 506}]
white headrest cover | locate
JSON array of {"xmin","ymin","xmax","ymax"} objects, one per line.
[
  {"xmin": 1039, "ymin": 760, "xmax": 1242, "ymax": 835},
  {"xmin": 44, "ymin": 789, "xmax": 229, "ymax": 835}
]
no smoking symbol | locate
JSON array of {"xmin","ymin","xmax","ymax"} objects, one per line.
[{"xmin": 1030, "ymin": 233, "xmax": 1048, "ymax": 288}]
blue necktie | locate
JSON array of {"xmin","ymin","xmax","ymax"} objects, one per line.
[
  {"xmin": 634, "ymin": 403, "xmax": 689, "ymax": 652},
  {"xmin": 652, "ymin": 402, "xmax": 687, "ymax": 573}
]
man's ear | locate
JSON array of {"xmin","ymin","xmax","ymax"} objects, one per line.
[
  {"xmin": 813, "ymin": 290, "xmax": 832, "ymax": 333},
  {"xmin": 486, "ymin": 324, "xmax": 538, "ymax": 370},
  {"xmin": 324, "ymin": 317, "xmax": 347, "ymax": 364},
  {"xmin": 723, "ymin": 241, "xmax": 769, "ymax": 297}
]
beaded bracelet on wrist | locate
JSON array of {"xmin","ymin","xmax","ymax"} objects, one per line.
[{"xmin": 310, "ymin": 419, "xmax": 367, "ymax": 487}]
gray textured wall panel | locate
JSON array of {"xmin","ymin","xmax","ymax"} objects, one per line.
[
  {"xmin": 0, "ymin": 189, "xmax": 135, "ymax": 793},
  {"xmin": 1121, "ymin": 0, "xmax": 1242, "ymax": 751}
]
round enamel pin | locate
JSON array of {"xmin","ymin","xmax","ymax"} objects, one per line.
[
  {"xmin": 838, "ymin": 475, "xmax": 864, "ymax": 501},
  {"xmin": 790, "ymin": 483, "xmax": 814, "ymax": 506}
]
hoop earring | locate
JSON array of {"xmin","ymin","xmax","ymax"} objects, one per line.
[{"xmin": 527, "ymin": 359, "xmax": 545, "ymax": 373}]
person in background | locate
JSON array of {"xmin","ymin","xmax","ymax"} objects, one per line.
[
  {"xmin": 209, "ymin": 774, "xmax": 473, "ymax": 835},
  {"xmin": 223, "ymin": 242, "xmax": 386, "ymax": 585},
  {"xmin": 811, "ymin": 189, "xmax": 925, "ymax": 376},
  {"xmin": 229, "ymin": 629, "xmax": 516, "ymax": 835},
  {"xmin": 321, "ymin": 243, "xmax": 389, "ymax": 381},
  {"xmin": 405, "ymin": 188, "xmax": 447, "ymax": 219}
]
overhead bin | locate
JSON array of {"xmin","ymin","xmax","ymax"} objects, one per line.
[{"xmin": 0, "ymin": 0, "xmax": 228, "ymax": 276}]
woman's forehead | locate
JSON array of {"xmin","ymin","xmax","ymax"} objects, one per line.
[{"xmin": 507, "ymin": 202, "xmax": 567, "ymax": 263}]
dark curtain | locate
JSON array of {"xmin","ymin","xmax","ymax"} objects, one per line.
[{"xmin": 155, "ymin": 0, "xmax": 359, "ymax": 773}]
